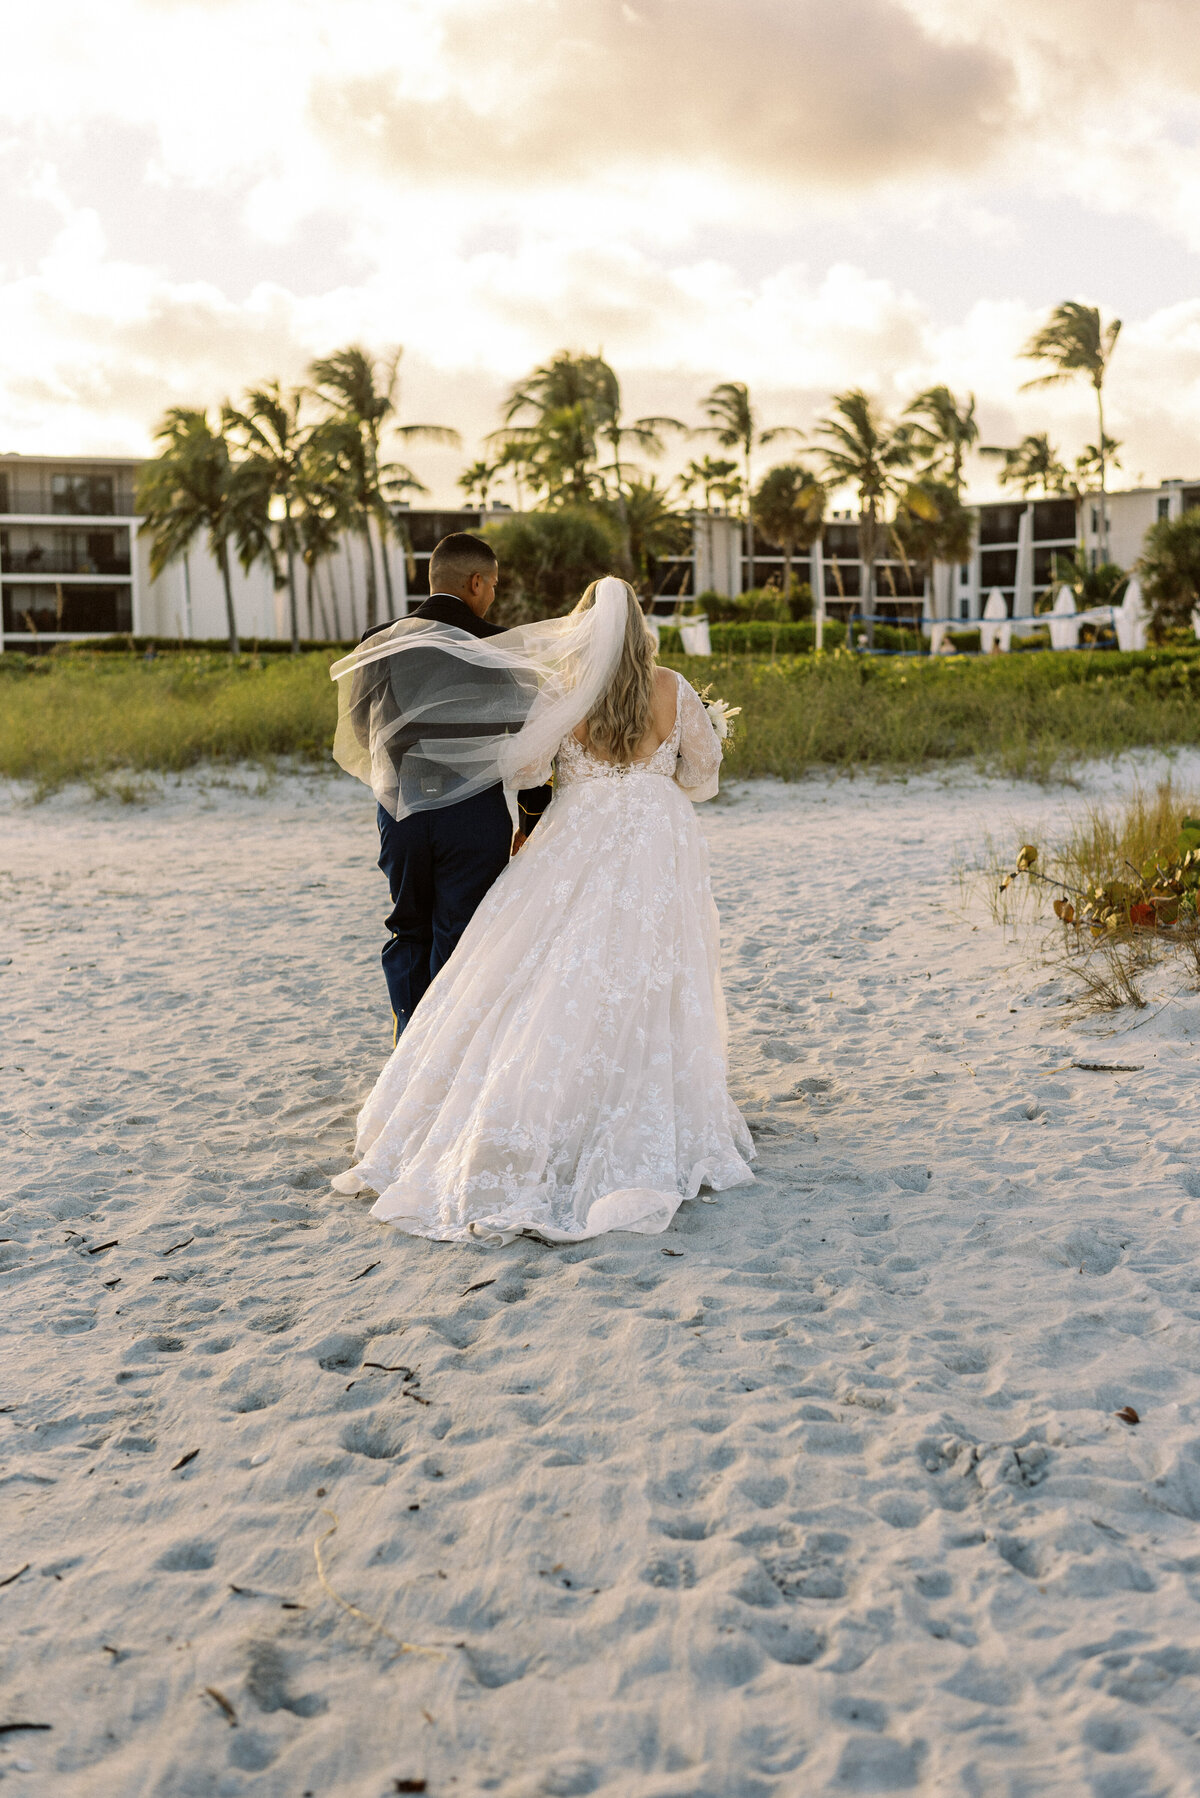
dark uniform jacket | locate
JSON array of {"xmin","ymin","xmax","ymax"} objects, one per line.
[{"xmin": 358, "ymin": 594, "xmax": 552, "ymax": 834}]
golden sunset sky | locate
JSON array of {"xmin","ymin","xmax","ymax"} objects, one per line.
[{"xmin": 6, "ymin": 0, "xmax": 1200, "ymax": 501}]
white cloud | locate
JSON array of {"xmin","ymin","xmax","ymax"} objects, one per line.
[
  {"xmin": 4, "ymin": 0, "xmax": 1200, "ymax": 498},
  {"xmin": 4, "ymin": 207, "xmax": 1198, "ymax": 505}
]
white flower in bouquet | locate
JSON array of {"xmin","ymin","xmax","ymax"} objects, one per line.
[{"xmin": 704, "ymin": 696, "xmax": 742, "ymax": 741}]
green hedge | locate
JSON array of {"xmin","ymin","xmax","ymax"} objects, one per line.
[{"xmin": 656, "ymin": 619, "xmax": 925, "ymax": 655}]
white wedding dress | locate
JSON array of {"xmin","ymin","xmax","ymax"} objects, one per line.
[{"xmin": 333, "ymin": 671, "xmax": 755, "ymax": 1242}]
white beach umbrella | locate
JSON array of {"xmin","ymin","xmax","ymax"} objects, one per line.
[
  {"xmin": 980, "ymin": 587, "xmax": 1012, "ymax": 654},
  {"xmin": 679, "ymin": 616, "xmax": 712, "ymax": 656},
  {"xmin": 1048, "ymin": 584, "xmax": 1079, "ymax": 652},
  {"xmin": 1014, "ymin": 504, "xmax": 1035, "ymax": 620},
  {"xmin": 1115, "ymin": 574, "xmax": 1147, "ymax": 653}
]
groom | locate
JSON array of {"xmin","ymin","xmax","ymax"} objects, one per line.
[{"xmin": 359, "ymin": 532, "xmax": 551, "ymax": 1042}]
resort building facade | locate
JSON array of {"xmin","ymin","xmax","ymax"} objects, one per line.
[{"xmin": 3, "ymin": 453, "xmax": 1196, "ymax": 648}]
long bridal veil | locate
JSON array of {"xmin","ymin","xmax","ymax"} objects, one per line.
[{"xmin": 330, "ymin": 576, "xmax": 631, "ymax": 820}]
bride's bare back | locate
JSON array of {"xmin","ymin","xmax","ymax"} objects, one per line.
[{"xmin": 572, "ymin": 665, "xmax": 679, "ymax": 765}]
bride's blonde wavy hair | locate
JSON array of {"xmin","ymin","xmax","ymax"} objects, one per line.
[{"xmin": 572, "ymin": 577, "xmax": 656, "ymax": 764}]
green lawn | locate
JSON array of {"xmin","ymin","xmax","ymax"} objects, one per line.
[{"xmin": 3, "ymin": 644, "xmax": 1200, "ymax": 796}]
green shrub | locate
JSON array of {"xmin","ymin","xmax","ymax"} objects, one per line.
[{"xmin": 482, "ymin": 508, "xmax": 623, "ymax": 624}]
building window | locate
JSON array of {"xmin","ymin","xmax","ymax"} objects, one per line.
[
  {"xmin": 51, "ymin": 473, "xmax": 115, "ymax": 516},
  {"xmin": 1091, "ymin": 506, "xmax": 1100, "ymax": 534},
  {"xmin": 1158, "ymin": 496, "xmax": 1172, "ymax": 520},
  {"xmin": 959, "ymin": 563, "xmax": 969, "ymax": 585},
  {"xmin": 0, "ymin": 473, "xmax": 8, "ymax": 513},
  {"xmin": 1032, "ymin": 498, "xmax": 1076, "ymax": 540},
  {"xmin": 2, "ymin": 582, "xmax": 130, "ymax": 634},
  {"xmin": 960, "ymin": 598, "xmax": 970, "ymax": 621}
]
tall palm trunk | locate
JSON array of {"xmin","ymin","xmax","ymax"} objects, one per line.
[
  {"xmin": 744, "ymin": 445, "xmax": 754, "ymax": 589},
  {"xmin": 375, "ymin": 511, "xmax": 396, "ymax": 620},
  {"xmin": 217, "ymin": 538, "xmax": 240, "ymax": 656},
  {"xmin": 322, "ymin": 561, "xmax": 343, "ymax": 640},
  {"xmin": 342, "ymin": 538, "xmax": 358, "ymax": 633},
  {"xmin": 607, "ymin": 432, "xmax": 637, "ymax": 582},
  {"xmin": 858, "ymin": 499, "xmax": 879, "ymax": 648},
  {"xmin": 283, "ymin": 500, "xmax": 300, "ymax": 653},
  {"xmin": 358, "ymin": 513, "xmax": 378, "ymax": 629},
  {"xmin": 1095, "ymin": 381, "xmax": 1109, "ymax": 564}
]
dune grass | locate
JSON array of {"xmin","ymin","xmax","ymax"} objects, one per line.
[
  {"xmin": 671, "ymin": 646, "xmax": 1200, "ymax": 784},
  {"xmin": 1057, "ymin": 780, "xmax": 1200, "ymax": 894},
  {"xmin": 0, "ymin": 651, "xmax": 337, "ymax": 796},
  {"xmin": 4, "ymin": 643, "xmax": 1200, "ymax": 796}
]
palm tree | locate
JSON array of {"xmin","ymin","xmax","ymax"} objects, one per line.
[
  {"xmin": 223, "ymin": 382, "xmax": 309, "ymax": 653},
  {"xmin": 1020, "ymin": 301, "xmax": 1122, "ymax": 559},
  {"xmin": 458, "ymin": 458, "xmax": 498, "ymax": 508},
  {"xmin": 1075, "ymin": 435, "xmax": 1123, "ymax": 489},
  {"xmin": 903, "ymin": 387, "xmax": 978, "ymax": 495},
  {"xmin": 1140, "ymin": 512, "xmax": 1200, "ymax": 641},
  {"xmin": 622, "ymin": 476, "xmax": 691, "ymax": 589},
  {"xmin": 979, "ymin": 432, "xmax": 1070, "ymax": 497},
  {"xmin": 294, "ymin": 434, "xmax": 359, "ymax": 639},
  {"xmin": 751, "ymin": 464, "xmax": 826, "ymax": 610},
  {"xmin": 495, "ymin": 352, "xmax": 681, "ymax": 574},
  {"xmin": 891, "ymin": 479, "xmax": 975, "ymax": 617},
  {"xmin": 698, "ymin": 381, "xmax": 800, "ymax": 579},
  {"xmin": 680, "ymin": 455, "xmax": 741, "ymax": 513},
  {"xmin": 136, "ymin": 407, "xmax": 241, "ymax": 654},
  {"xmin": 296, "ymin": 495, "xmax": 342, "ymax": 639},
  {"xmin": 494, "ymin": 352, "xmax": 609, "ymax": 507},
  {"xmin": 588, "ymin": 361, "xmax": 685, "ymax": 560},
  {"xmin": 308, "ymin": 345, "xmax": 459, "ymax": 628},
  {"xmin": 815, "ymin": 390, "xmax": 912, "ymax": 646}
]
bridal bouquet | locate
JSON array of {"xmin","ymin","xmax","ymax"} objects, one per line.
[{"xmin": 703, "ymin": 693, "xmax": 742, "ymax": 743}]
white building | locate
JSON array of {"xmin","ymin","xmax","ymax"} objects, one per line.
[
  {"xmin": 5, "ymin": 452, "xmax": 1199, "ymax": 644},
  {"xmin": 0, "ymin": 454, "xmax": 481, "ymax": 650},
  {"xmin": 689, "ymin": 480, "xmax": 1200, "ymax": 624}
]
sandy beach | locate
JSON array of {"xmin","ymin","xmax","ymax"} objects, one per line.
[{"xmin": 4, "ymin": 755, "xmax": 1200, "ymax": 1798}]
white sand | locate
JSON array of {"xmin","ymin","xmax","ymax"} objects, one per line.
[{"xmin": 4, "ymin": 756, "xmax": 1200, "ymax": 1798}]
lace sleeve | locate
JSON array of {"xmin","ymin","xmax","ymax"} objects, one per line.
[{"xmin": 674, "ymin": 674, "xmax": 722, "ymax": 803}]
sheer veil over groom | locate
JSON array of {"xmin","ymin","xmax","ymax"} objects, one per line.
[{"xmin": 345, "ymin": 532, "xmax": 551, "ymax": 1041}]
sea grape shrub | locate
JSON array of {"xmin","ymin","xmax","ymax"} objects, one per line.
[{"xmin": 1010, "ymin": 820, "xmax": 1200, "ymax": 933}]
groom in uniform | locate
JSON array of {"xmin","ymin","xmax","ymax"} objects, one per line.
[{"xmin": 357, "ymin": 532, "xmax": 551, "ymax": 1042}]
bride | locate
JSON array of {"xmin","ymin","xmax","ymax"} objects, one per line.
[{"xmin": 330, "ymin": 575, "xmax": 755, "ymax": 1244}]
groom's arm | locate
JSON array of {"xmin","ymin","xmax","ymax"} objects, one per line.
[{"xmin": 517, "ymin": 782, "xmax": 552, "ymax": 836}]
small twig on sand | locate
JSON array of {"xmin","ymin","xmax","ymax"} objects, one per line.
[
  {"xmin": 0, "ymin": 1564, "xmax": 30, "ymax": 1589},
  {"xmin": 349, "ymin": 1261, "xmax": 381, "ymax": 1282},
  {"xmin": 203, "ymin": 1687, "xmax": 237, "ymax": 1727},
  {"xmin": 162, "ymin": 1237, "xmax": 194, "ymax": 1257},
  {"xmin": 313, "ymin": 1510, "xmax": 444, "ymax": 1659}
]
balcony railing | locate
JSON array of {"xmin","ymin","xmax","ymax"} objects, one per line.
[
  {"xmin": 0, "ymin": 553, "xmax": 131, "ymax": 575},
  {"xmin": 0, "ymin": 497, "xmax": 137, "ymax": 518}
]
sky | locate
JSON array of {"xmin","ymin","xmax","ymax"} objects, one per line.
[{"xmin": 6, "ymin": 0, "xmax": 1200, "ymax": 505}]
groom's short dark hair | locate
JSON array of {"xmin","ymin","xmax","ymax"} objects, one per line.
[{"xmin": 429, "ymin": 532, "xmax": 497, "ymax": 592}]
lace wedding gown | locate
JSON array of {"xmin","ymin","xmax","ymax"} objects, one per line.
[{"xmin": 333, "ymin": 671, "xmax": 755, "ymax": 1242}]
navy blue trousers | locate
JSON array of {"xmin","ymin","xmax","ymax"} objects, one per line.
[{"xmin": 376, "ymin": 785, "xmax": 513, "ymax": 1042}]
